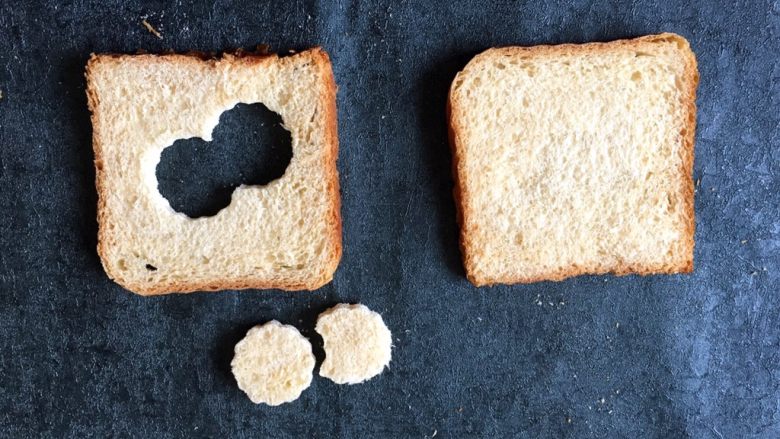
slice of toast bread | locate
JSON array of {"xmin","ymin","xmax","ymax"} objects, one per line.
[
  {"xmin": 86, "ymin": 48, "xmax": 341, "ymax": 295},
  {"xmin": 448, "ymin": 33, "xmax": 698, "ymax": 286}
]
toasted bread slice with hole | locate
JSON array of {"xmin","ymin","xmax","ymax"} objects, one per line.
[
  {"xmin": 86, "ymin": 48, "xmax": 341, "ymax": 295},
  {"xmin": 448, "ymin": 33, "xmax": 698, "ymax": 286}
]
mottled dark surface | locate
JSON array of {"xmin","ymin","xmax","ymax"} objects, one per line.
[
  {"xmin": 157, "ymin": 103, "xmax": 293, "ymax": 218},
  {"xmin": 1, "ymin": 1, "xmax": 779, "ymax": 437}
]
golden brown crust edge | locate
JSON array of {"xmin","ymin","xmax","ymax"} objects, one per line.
[
  {"xmin": 448, "ymin": 33, "xmax": 698, "ymax": 287},
  {"xmin": 312, "ymin": 47, "xmax": 344, "ymax": 288},
  {"xmin": 445, "ymin": 89, "xmax": 476, "ymax": 285},
  {"xmin": 677, "ymin": 35, "xmax": 699, "ymax": 276},
  {"xmin": 86, "ymin": 48, "xmax": 341, "ymax": 296},
  {"xmin": 86, "ymin": 54, "xmax": 113, "ymax": 291}
]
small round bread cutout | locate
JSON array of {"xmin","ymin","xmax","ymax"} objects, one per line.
[
  {"xmin": 231, "ymin": 321, "xmax": 315, "ymax": 405},
  {"xmin": 316, "ymin": 304, "xmax": 392, "ymax": 385}
]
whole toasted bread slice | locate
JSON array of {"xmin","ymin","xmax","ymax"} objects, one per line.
[
  {"xmin": 448, "ymin": 33, "xmax": 698, "ymax": 286},
  {"xmin": 86, "ymin": 48, "xmax": 341, "ymax": 295}
]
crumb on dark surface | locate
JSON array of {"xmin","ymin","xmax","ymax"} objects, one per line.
[{"xmin": 142, "ymin": 19, "xmax": 163, "ymax": 39}]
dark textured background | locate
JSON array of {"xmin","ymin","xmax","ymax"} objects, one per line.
[{"xmin": 1, "ymin": 1, "xmax": 779, "ymax": 437}]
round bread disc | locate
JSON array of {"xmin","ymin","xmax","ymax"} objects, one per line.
[
  {"xmin": 316, "ymin": 304, "xmax": 392, "ymax": 384},
  {"xmin": 231, "ymin": 321, "xmax": 315, "ymax": 405}
]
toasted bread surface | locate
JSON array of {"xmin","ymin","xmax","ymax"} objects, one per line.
[
  {"xmin": 86, "ymin": 48, "xmax": 341, "ymax": 295},
  {"xmin": 448, "ymin": 33, "xmax": 698, "ymax": 285}
]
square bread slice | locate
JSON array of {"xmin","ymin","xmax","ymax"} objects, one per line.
[
  {"xmin": 448, "ymin": 33, "xmax": 698, "ymax": 286},
  {"xmin": 86, "ymin": 48, "xmax": 341, "ymax": 295}
]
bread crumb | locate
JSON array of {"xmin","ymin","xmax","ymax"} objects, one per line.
[
  {"xmin": 740, "ymin": 239, "xmax": 748, "ymax": 244},
  {"xmin": 142, "ymin": 19, "xmax": 163, "ymax": 39}
]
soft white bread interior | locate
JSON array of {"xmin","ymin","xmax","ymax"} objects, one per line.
[
  {"xmin": 448, "ymin": 33, "xmax": 698, "ymax": 286},
  {"xmin": 86, "ymin": 48, "xmax": 341, "ymax": 295},
  {"xmin": 231, "ymin": 321, "xmax": 315, "ymax": 406},
  {"xmin": 316, "ymin": 304, "xmax": 392, "ymax": 385}
]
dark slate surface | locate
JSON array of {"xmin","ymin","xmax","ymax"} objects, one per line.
[{"xmin": 1, "ymin": 1, "xmax": 778, "ymax": 437}]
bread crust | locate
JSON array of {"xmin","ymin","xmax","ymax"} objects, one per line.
[
  {"xmin": 86, "ymin": 48, "xmax": 341, "ymax": 295},
  {"xmin": 448, "ymin": 33, "xmax": 698, "ymax": 286}
]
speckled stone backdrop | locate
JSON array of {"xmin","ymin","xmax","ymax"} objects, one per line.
[{"xmin": 1, "ymin": 1, "xmax": 778, "ymax": 437}]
